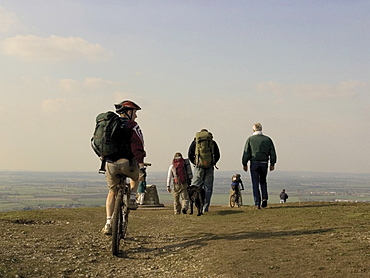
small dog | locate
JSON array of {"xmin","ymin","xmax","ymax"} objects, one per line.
[{"xmin": 188, "ymin": 185, "xmax": 205, "ymax": 216}]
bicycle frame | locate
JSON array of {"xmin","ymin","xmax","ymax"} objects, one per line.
[{"xmin": 229, "ymin": 186, "xmax": 243, "ymax": 208}]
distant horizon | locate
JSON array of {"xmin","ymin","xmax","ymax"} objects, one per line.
[{"xmin": 1, "ymin": 169, "xmax": 369, "ymax": 176}]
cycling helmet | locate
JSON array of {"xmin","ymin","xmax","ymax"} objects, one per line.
[{"xmin": 114, "ymin": 100, "xmax": 141, "ymax": 114}]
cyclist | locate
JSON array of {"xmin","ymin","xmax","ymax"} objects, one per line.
[
  {"xmin": 101, "ymin": 100, "xmax": 147, "ymax": 235},
  {"xmin": 231, "ymin": 174, "xmax": 244, "ymax": 204}
]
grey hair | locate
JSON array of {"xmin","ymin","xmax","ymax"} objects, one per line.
[{"xmin": 253, "ymin": 123, "xmax": 263, "ymax": 131}]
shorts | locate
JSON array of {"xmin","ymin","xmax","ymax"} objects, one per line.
[{"xmin": 105, "ymin": 158, "xmax": 139, "ymax": 192}]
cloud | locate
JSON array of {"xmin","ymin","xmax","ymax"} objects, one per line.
[
  {"xmin": 256, "ymin": 82, "xmax": 286, "ymax": 96},
  {"xmin": 256, "ymin": 81, "xmax": 367, "ymax": 100},
  {"xmin": 113, "ymin": 91, "xmax": 142, "ymax": 104},
  {"xmin": 83, "ymin": 78, "xmax": 120, "ymax": 88},
  {"xmin": 1, "ymin": 35, "xmax": 113, "ymax": 62},
  {"xmin": 59, "ymin": 79, "xmax": 80, "ymax": 93},
  {"xmin": 42, "ymin": 98, "xmax": 68, "ymax": 113},
  {"xmin": 58, "ymin": 78, "xmax": 120, "ymax": 94},
  {"xmin": 0, "ymin": 6, "xmax": 21, "ymax": 33}
]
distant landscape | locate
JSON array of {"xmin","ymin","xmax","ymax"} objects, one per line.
[{"xmin": 1, "ymin": 170, "xmax": 370, "ymax": 212}]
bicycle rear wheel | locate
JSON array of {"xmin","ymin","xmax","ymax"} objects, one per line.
[
  {"xmin": 229, "ymin": 194, "xmax": 236, "ymax": 208},
  {"xmin": 237, "ymin": 194, "xmax": 243, "ymax": 207},
  {"xmin": 121, "ymin": 188, "xmax": 129, "ymax": 239},
  {"xmin": 112, "ymin": 190, "xmax": 123, "ymax": 256}
]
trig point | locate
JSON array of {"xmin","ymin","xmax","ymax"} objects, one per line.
[{"xmin": 138, "ymin": 184, "xmax": 164, "ymax": 207}]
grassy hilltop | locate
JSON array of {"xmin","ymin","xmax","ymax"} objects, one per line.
[{"xmin": 1, "ymin": 202, "xmax": 370, "ymax": 277}]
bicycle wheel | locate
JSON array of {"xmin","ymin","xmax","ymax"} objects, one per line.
[
  {"xmin": 121, "ymin": 187, "xmax": 129, "ymax": 239},
  {"xmin": 229, "ymin": 194, "xmax": 236, "ymax": 208},
  {"xmin": 237, "ymin": 193, "xmax": 243, "ymax": 207},
  {"xmin": 112, "ymin": 190, "xmax": 123, "ymax": 256}
]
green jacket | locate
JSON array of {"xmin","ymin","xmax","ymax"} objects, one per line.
[{"xmin": 242, "ymin": 134, "xmax": 277, "ymax": 166}]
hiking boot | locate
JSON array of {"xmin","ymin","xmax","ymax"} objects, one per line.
[
  {"xmin": 261, "ymin": 200, "xmax": 268, "ymax": 208},
  {"xmin": 182, "ymin": 209, "xmax": 187, "ymax": 214},
  {"xmin": 101, "ymin": 224, "xmax": 112, "ymax": 235},
  {"xmin": 128, "ymin": 199, "xmax": 138, "ymax": 210}
]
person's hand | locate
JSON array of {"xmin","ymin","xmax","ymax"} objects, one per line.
[
  {"xmin": 243, "ymin": 165, "xmax": 248, "ymax": 172},
  {"xmin": 167, "ymin": 187, "xmax": 171, "ymax": 193},
  {"xmin": 139, "ymin": 167, "xmax": 147, "ymax": 179},
  {"xmin": 270, "ymin": 165, "xmax": 275, "ymax": 171}
]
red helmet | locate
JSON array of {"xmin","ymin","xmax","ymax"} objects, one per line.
[{"xmin": 114, "ymin": 100, "xmax": 141, "ymax": 114}]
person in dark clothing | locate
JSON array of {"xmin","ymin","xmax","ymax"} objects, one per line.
[
  {"xmin": 280, "ymin": 189, "xmax": 288, "ymax": 203},
  {"xmin": 242, "ymin": 123, "xmax": 277, "ymax": 209}
]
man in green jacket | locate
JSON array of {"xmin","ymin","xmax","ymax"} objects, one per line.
[{"xmin": 242, "ymin": 123, "xmax": 277, "ymax": 209}]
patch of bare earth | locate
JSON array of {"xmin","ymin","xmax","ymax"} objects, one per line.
[{"xmin": 1, "ymin": 202, "xmax": 370, "ymax": 277}]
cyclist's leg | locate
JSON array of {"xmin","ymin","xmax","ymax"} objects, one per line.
[
  {"xmin": 235, "ymin": 187, "xmax": 239, "ymax": 203},
  {"xmin": 129, "ymin": 179, "xmax": 139, "ymax": 197},
  {"xmin": 103, "ymin": 162, "xmax": 120, "ymax": 234},
  {"xmin": 114, "ymin": 159, "xmax": 140, "ymax": 209}
]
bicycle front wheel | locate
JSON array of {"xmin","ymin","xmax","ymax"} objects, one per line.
[
  {"xmin": 112, "ymin": 190, "xmax": 123, "ymax": 256},
  {"xmin": 229, "ymin": 194, "xmax": 236, "ymax": 208}
]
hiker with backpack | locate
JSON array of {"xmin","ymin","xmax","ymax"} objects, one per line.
[
  {"xmin": 91, "ymin": 100, "xmax": 147, "ymax": 235},
  {"xmin": 188, "ymin": 129, "xmax": 220, "ymax": 213},
  {"xmin": 166, "ymin": 152, "xmax": 193, "ymax": 215}
]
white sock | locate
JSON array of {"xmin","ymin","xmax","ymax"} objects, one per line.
[{"xmin": 106, "ymin": 216, "xmax": 112, "ymax": 225}]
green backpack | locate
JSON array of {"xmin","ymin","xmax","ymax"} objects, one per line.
[
  {"xmin": 91, "ymin": 111, "xmax": 125, "ymax": 158},
  {"xmin": 195, "ymin": 130, "xmax": 214, "ymax": 169}
]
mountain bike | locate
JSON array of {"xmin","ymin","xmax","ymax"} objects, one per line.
[
  {"xmin": 111, "ymin": 163, "xmax": 151, "ymax": 256},
  {"xmin": 229, "ymin": 187, "xmax": 243, "ymax": 208}
]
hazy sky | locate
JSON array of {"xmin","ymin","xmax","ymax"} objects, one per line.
[{"xmin": 0, "ymin": 1, "xmax": 369, "ymax": 173}]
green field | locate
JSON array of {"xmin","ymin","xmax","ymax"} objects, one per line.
[{"xmin": 0, "ymin": 171, "xmax": 369, "ymax": 212}]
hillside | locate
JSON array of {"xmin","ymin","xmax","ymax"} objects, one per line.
[{"xmin": 1, "ymin": 202, "xmax": 370, "ymax": 277}]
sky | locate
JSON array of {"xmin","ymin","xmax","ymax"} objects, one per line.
[{"xmin": 0, "ymin": 1, "xmax": 369, "ymax": 174}]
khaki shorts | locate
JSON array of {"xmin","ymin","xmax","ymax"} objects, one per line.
[{"xmin": 105, "ymin": 158, "xmax": 139, "ymax": 191}]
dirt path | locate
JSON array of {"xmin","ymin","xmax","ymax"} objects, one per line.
[{"xmin": 1, "ymin": 203, "xmax": 370, "ymax": 277}]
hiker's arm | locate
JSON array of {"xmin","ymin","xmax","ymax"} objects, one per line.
[
  {"xmin": 188, "ymin": 141, "xmax": 196, "ymax": 164},
  {"xmin": 242, "ymin": 138, "xmax": 251, "ymax": 167},
  {"xmin": 166, "ymin": 165, "xmax": 173, "ymax": 188},
  {"xmin": 130, "ymin": 123, "xmax": 146, "ymax": 164},
  {"xmin": 213, "ymin": 141, "xmax": 220, "ymax": 164}
]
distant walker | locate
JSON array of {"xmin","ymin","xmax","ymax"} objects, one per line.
[{"xmin": 280, "ymin": 189, "xmax": 288, "ymax": 203}]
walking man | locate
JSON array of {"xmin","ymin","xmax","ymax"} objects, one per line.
[
  {"xmin": 242, "ymin": 123, "xmax": 277, "ymax": 209},
  {"xmin": 188, "ymin": 129, "xmax": 220, "ymax": 213}
]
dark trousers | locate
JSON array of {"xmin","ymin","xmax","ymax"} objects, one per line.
[{"xmin": 250, "ymin": 161, "xmax": 268, "ymax": 207}]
